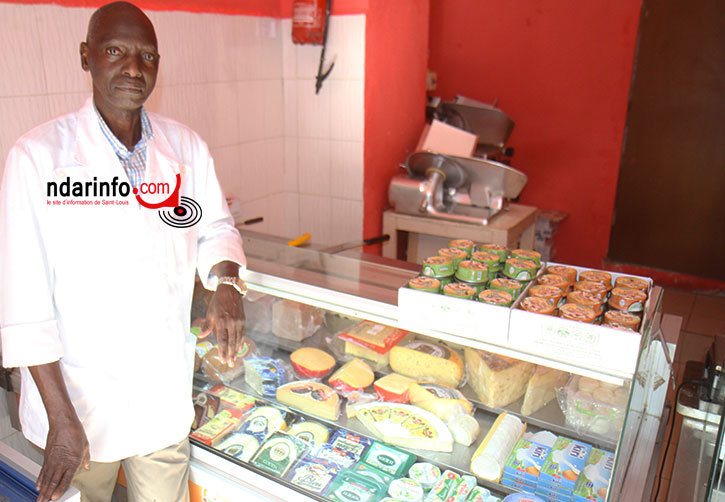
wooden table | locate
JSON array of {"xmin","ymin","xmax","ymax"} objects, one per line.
[{"xmin": 382, "ymin": 204, "xmax": 539, "ymax": 262}]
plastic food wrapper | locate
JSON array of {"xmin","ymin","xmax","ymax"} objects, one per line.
[
  {"xmin": 328, "ymin": 358, "xmax": 375, "ymax": 395},
  {"xmin": 201, "ymin": 338, "xmax": 257, "ymax": 384},
  {"xmin": 276, "ymin": 380, "xmax": 342, "ymax": 421},
  {"xmin": 313, "ymin": 429, "xmax": 373, "ymax": 470},
  {"xmin": 425, "ymin": 470, "xmax": 477, "ymax": 502},
  {"xmin": 243, "ymin": 291, "xmax": 278, "ymax": 334},
  {"xmin": 285, "ymin": 456, "xmax": 340, "ymax": 495},
  {"xmin": 250, "ymin": 431, "xmax": 310, "ymax": 477},
  {"xmin": 556, "ymin": 375, "xmax": 629, "ymax": 439},
  {"xmin": 206, "ymin": 384, "xmax": 256, "ymax": 412},
  {"xmin": 192, "ymin": 391, "xmax": 220, "ymax": 430},
  {"xmin": 345, "ymin": 391, "xmax": 380, "ymax": 419},
  {"xmin": 243, "ymin": 356, "xmax": 291, "ymax": 398},
  {"xmin": 189, "ymin": 407, "xmax": 245, "ymax": 447},
  {"xmin": 470, "ymin": 412, "xmax": 525, "ymax": 482},
  {"xmin": 272, "ymin": 299, "xmax": 324, "ymax": 341},
  {"xmin": 336, "ymin": 320, "xmax": 413, "ymax": 371}
]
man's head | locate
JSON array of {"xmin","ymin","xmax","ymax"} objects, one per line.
[{"xmin": 80, "ymin": 2, "xmax": 159, "ymax": 118}]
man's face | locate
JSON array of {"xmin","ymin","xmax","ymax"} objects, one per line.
[{"xmin": 80, "ymin": 7, "xmax": 159, "ymax": 117}]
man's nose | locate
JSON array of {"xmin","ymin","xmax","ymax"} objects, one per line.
[{"xmin": 122, "ymin": 54, "xmax": 144, "ymax": 78}]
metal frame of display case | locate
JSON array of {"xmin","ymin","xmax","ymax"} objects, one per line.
[{"xmin": 189, "ymin": 231, "xmax": 675, "ymax": 501}]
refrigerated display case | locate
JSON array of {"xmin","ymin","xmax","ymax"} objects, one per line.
[{"xmin": 186, "ymin": 231, "xmax": 675, "ymax": 502}]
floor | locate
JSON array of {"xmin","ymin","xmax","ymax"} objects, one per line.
[{"xmin": 651, "ymin": 287, "xmax": 725, "ymax": 501}]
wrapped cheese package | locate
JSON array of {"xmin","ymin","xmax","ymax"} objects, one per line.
[
  {"xmin": 243, "ymin": 291, "xmax": 278, "ymax": 334},
  {"xmin": 470, "ymin": 412, "xmax": 525, "ymax": 482},
  {"xmin": 464, "ymin": 348, "xmax": 535, "ymax": 408},
  {"xmin": 272, "ymin": 299, "xmax": 324, "ymax": 341}
]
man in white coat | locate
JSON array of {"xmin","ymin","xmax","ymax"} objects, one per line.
[{"xmin": 0, "ymin": 2, "xmax": 247, "ymax": 501}]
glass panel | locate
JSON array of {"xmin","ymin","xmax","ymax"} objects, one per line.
[{"xmin": 241, "ymin": 232, "xmax": 418, "ymax": 307}]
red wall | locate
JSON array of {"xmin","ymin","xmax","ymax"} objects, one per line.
[
  {"xmin": 363, "ymin": 0, "xmax": 430, "ymax": 253},
  {"xmin": 428, "ymin": 0, "xmax": 641, "ymax": 269}
]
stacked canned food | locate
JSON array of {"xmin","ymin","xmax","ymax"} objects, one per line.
[
  {"xmin": 519, "ymin": 265, "xmax": 649, "ymax": 331},
  {"xmin": 408, "ymin": 239, "xmax": 543, "ymax": 307}
]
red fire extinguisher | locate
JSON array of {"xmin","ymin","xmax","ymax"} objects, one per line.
[
  {"xmin": 292, "ymin": 0, "xmax": 335, "ymax": 93},
  {"xmin": 292, "ymin": 0, "xmax": 326, "ymax": 45}
]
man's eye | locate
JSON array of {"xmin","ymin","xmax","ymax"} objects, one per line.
[
  {"xmin": 143, "ymin": 53, "xmax": 157, "ymax": 62},
  {"xmin": 106, "ymin": 47, "xmax": 120, "ymax": 56}
]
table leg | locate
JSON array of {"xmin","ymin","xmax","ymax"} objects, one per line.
[
  {"xmin": 382, "ymin": 214, "xmax": 397, "ymax": 259},
  {"xmin": 519, "ymin": 222, "xmax": 536, "ymax": 249}
]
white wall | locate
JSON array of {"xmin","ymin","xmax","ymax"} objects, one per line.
[{"xmin": 0, "ymin": 3, "xmax": 364, "ymax": 246}]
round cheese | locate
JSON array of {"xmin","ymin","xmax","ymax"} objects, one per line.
[
  {"xmin": 328, "ymin": 358, "xmax": 374, "ymax": 393},
  {"xmin": 290, "ymin": 347, "xmax": 336, "ymax": 378},
  {"xmin": 288, "ymin": 421, "xmax": 330, "ymax": 447}
]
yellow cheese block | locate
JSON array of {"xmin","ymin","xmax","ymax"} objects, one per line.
[
  {"xmin": 520, "ymin": 366, "xmax": 569, "ymax": 416},
  {"xmin": 408, "ymin": 383, "xmax": 473, "ymax": 422},
  {"xmin": 276, "ymin": 381, "xmax": 341, "ymax": 421},
  {"xmin": 389, "ymin": 341, "xmax": 464, "ymax": 388},
  {"xmin": 328, "ymin": 358, "xmax": 374, "ymax": 392},
  {"xmin": 464, "ymin": 348, "xmax": 535, "ymax": 408},
  {"xmin": 374, "ymin": 373, "xmax": 417, "ymax": 403}
]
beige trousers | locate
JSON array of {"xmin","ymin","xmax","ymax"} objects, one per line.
[{"xmin": 71, "ymin": 438, "xmax": 190, "ymax": 502}]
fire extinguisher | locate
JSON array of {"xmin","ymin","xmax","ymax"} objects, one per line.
[{"xmin": 292, "ymin": 0, "xmax": 334, "ymax": 94}]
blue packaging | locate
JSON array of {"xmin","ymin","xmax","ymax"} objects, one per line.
[
  {"xmin": 501, "ymin": 474, "xmax": 536, "ymax": 493},
  {"xmin": 502, "ymin": 494, "xmax": 546, "ymax": 502},
  {"xmin": 503, "ymin": 439, "xmax": 552, "ymax": 485},
  {"xmin": 539, "ymin": 436, "xmax": 591, "ymax": 491}
]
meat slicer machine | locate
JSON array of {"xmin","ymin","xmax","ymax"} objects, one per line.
[{"xmin": 389, "ymin": 97, "xmax": 528, "ymax": 226}]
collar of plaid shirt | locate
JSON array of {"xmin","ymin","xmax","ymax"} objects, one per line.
[{"xmin": 94, "ymin": 105, "xmax": 154, "ymax": 189}]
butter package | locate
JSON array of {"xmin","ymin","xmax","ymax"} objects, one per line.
[
  {"xmin": 250, "ymin": 432, "xmax": 309, "ymax": 477},
  {"xmin": 503, "ymin": 438, "xmax": 552, "ymax": 484},
  {"xmin": 206, "ymin": 384, "xmax": 256, "ymax": 411},
  {"xmin": 348, "ymin": 462, "xmax": 395, "ymax": 487},
  {"xmin": 286, "ymin": 457, "xmax": 339, "ymax": 494},
  {"xmin": 324, "ymin": 470, "xmax": 387, "ymax": 502},
  {"xmin": 189, "ymin": 407, "xmax": 244, "ymax": 446},
  {"xmin": 313, "ymin": 429, "xmax": 372, "ymax": 469},
  {"xmin": 572, "ymin": 448, "xmax": 614, "ymax": 502},
  {"xmin": 539, "ymin": 436, "xmax": 591, "ymax": 491},
  {"xmin": 361, "ymin": 441, "xmax": 417, "ymax": 477},
  {"xmin": 535, "ymin": 483, "xmax": 572, "ymax": 502}
]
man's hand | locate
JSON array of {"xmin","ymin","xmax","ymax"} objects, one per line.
[
  {"xmin": 206, "ymin": 284, "xmax": 246, "ymax": 367},
  {"xmin": 36, "ymin": 419, "xmax": 90, "ymax": 502},
  {"xmin": 28, "ymin": 362, "xmax": 89, "ymax": 502}
]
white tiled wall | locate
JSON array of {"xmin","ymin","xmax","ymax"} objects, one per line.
[{"xmin": 0, "ymin": 4, "xmax": 365, "ymax": 246}]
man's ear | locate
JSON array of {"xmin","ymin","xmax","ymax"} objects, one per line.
[{"xmin": 80, "ymin": 41, "xmax": 89, "ymax": 71}]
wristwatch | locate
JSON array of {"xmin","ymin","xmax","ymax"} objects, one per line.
[{"xmin": 216, "ymin": 276, "xmax": 248, "ymax": 296}]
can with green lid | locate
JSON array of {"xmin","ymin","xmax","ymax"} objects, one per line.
[
  {"xmin": 478, "ymin": 243, "xmax": 508, "ymax": 262},
  {"xmin": 455, "ymin": 260, "xmax": 489, "ymax": 283},
  {"xmin": 407, "ymin": 276, "xmax": 441, "ymax": 293},
  {"xmin": 447, "ymin": 239, "xmax": 476, "ymax": 258},
  {"xmin": 471, "ymin": 251, "xmax": 501, "ymax": 273},
  {"xmin": 455, "ymin": 278, "xmax": 488, "ymax": 295},
  {"xmin": 421, "ymin": 256, "xmax": 455, "ymax": 278},
  {"xmin": 442, "ymin": 282, "xmax": 476, "ymax": 299},
  {"xmin": 438, "ymin": 247, "xmax": 468, "ymax": 268},
  {"xmin": 511, "ymin": 249, "xmax": 542, "ymax": 268},
  {"xmin": 490, "ymin": 277, "xmax": 524, "ymax": 298},
  {"xmin": 503, "ymin": 258, "xmax": 538, "ymax": 281}
]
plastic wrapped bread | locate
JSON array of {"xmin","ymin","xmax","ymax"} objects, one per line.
[{"xmin": 470, "ymin": 412, "xmax": 525, "ymax": 481}]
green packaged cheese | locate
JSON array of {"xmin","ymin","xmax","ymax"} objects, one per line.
[
  {"xmin": 361, "ymin": 441, "xmax": 417, "ymax": 477},
  {"xmin": 250, "ymin": 432, "xmax": 309, "ymax": 477}
]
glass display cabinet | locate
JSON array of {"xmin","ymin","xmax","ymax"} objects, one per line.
[{"xmin": 185, "ymin": 231, "xmax": 674, "ymax": 502}]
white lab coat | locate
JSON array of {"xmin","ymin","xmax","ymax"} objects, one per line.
[{"xmin": 0, "ymin": 97, "xmax": 246, "ymax": 462}]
